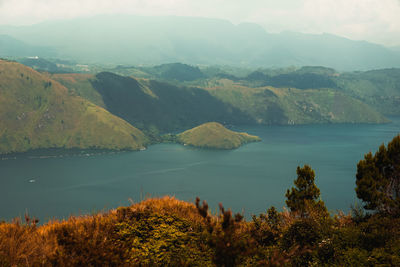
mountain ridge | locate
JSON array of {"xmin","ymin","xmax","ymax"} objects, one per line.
[
  {"xmin": 1, "ymin": 15, "xmax": 399, "ymax": 70},
  {"xmin": 49, "ymin": 70, "xmax": 389, "ymax": 132}
]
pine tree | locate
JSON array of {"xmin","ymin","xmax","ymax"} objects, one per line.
[
  {"xmin": 285, "ymin": 165, "xmax": 326, "ymax": 216},
  {"xmin": 356, "ymin": 135, "xmax": 400, "ymax": 215}
]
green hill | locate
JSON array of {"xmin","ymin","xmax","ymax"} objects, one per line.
[
  {"xmin": 205, "ymin": 79, "xmax": 388, "ymax": 125},
  {"xmin": 49, "ymin": 73, "xmax": 105, "ymax": 108},
  {"xmin": 140, "ymin": 63, "xmax": 206, "ymax": 82},
  {"xmin": 50, "ymin": 71, "xmax": 388, "ymax": 133},
  {"xmin": 177, "ymin": 122, "xmax": 261, "ymax": 149},
  {"xmin": 89, "ymin": 72, "xmax": 254, "ymax": 133},
  {"xmin": 223, "ymin": 66, "xmax": 400, "ymax": 117},
  {"xmin": 0, "ymin": 60, "xmax": 149, "ymax": 154},
  {"xmin": 336, "ymin": 68, "xmax": 400, "ymax": 115}
]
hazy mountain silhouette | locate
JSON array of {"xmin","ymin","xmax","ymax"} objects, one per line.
[
  {"xmin": 1, "ymin": 15, "xmax": 399, "ymax": 70},
  {"xmin": 0, "ymin": 34, "xmax": 56, "ymax": 58}
]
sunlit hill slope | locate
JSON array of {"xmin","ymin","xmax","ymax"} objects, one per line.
[
  {"xmin": 0, "ymin": 60, "xmax": 149, "ymax": 154},
  {"xmin": 177, "ymin": 122, "xmax": 261, "ymax": 149}
]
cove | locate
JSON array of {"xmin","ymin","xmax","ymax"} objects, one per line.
[{"xmin": 1, "ymin": 118, "xmax": 400, "ymax": 222}]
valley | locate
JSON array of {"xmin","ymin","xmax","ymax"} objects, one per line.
[
  {"xmin": 1, "ymin": 58, "xmax": 398, "ymax": 154},
  {"xmin": 1, "ymin": 9, "xmax": 400, "ymax": 266}
]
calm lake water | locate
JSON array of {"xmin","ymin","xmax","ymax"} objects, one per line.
[{"xmin": 1, "ymin": 118, "xmax": 400, "ymax": 222}]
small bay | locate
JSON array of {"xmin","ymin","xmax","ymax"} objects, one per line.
[{"xmin": 1, "ymin": 117, "xmax": 400, "ymax": 222}]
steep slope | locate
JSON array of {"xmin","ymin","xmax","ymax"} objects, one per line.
[
  {"xmin": 0, "ymin": 60, "xmax": 149, "ymax": 154},
  {"xmin": 206, "ymin": 79, "xmax": 388, "ymax": 125},
  {"xmin": 49, "ymin": 73, "xmax": 105, "ymax": 108},
  {"xmin": 177, "ymin": 122, "xmax": 261, "ymax": 149},
  {"xmin": 89, "ymin": 72, "xmax": 254, "ymax": 133},
  {"xmin": 51, "ymin": 71, "xmax": 389, "ymax": 130}
]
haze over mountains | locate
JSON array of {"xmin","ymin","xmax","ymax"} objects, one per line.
[
  {"xmin": 1, "ymin": 15, "xmax": 400, "ymax": 71},
  {"xmin": 1, "ymin": 14, "xmax": 400, "ymax": 154},
  {"xmin": 0, "ymin": 34, "xmax": 57, "ymax": 58}
]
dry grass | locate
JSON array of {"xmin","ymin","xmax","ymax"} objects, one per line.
[
  {"xmin": 1, "ymin": 196, "xmax": 379, "ymax": 266},
  {"xmin": 121, "ymin": 196, "xmax": 205, "ymax": 224},
  {"xmin": 0, "ymin": 218, "xmax": 56, "ymax": 266},
  {"xmin": 0, "ymin": 196, "xmax": 207, "ymax": 266},
  {"xmin": 50, "ymin": 73, "xmax": 94, "ymax": 84}
]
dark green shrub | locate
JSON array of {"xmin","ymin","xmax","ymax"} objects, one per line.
[
  {"xmin": 282, "ymin": 219, "xmax": 320, "ymax": 249},
  {"xmin": 196, "ymin": 197, "xmax": 250, "ymax": 267},
  {"xmin": 115, "ymin": 207, "xmax": 212, "ymax": 266}
]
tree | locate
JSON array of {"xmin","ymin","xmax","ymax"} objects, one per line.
[
  {"xmin": 195, "ymin": 197, "xmax": 247, "ymax": 267},
  {"xmin": 286, "ymin": 165, "xmax": 326, "ymax": 216},
  {"xmin": 356, "ymin": 135, "xmax": 400, "ymax": 215}
]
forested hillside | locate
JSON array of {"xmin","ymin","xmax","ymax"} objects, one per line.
[{"xmin": 49, "ymin": 69, "xmax": 389, "ymax": 134}]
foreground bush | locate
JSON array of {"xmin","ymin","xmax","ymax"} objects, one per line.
[
  {"xmin": 1, "ymin": 195, "xmax": 400, "ymax": 266},
  {"xmin": 0, "ymin": 197, "xmax": 212, "ymax": 266}
]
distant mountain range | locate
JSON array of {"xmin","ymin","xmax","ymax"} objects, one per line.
[
  {"xmin": 0, "ymin": 34, "xmax": 56, "ymax": 58},
  {"xmin": 1, "ymin": 15, "xmax": 400, "ymax": 70}
]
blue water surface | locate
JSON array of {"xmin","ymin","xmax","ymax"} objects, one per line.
[{"xmin": 1, "ymin": 118, "xmax": 399, "ymax": 222}]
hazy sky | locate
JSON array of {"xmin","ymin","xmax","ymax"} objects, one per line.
[{"xmin": 1, "ymin": 0, "xmax": 400, "ymax": 47}]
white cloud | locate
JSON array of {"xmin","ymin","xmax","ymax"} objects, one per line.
[
  {"xmin": 246, "ymin": 0, "xmax": 400, "ymax": 46},
  {"xmin": 0, "ymin": 0, "xmax": 399, "ymax": 46}
]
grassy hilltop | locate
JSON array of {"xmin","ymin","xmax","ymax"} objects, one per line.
[
  {"xmin": 0, "ymin": 60, "xmax": 149, "ymax": 154},
  {"xmin": 177, "ymin": 122, "xmax": 261, "ymax": 149}
]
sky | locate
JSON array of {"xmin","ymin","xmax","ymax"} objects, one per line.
[{"xmin": 1, "ymin": 0, "xmax": 400, "ymax": 47}]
